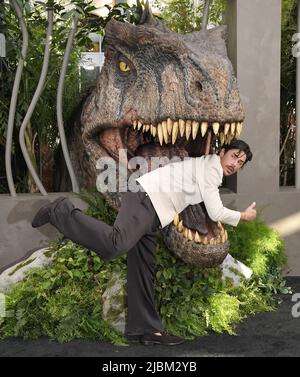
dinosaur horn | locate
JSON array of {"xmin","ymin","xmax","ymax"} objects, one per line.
[
  {"xmin": 139, "ymin": 0, "xmax": 154, "ymax": 24},
  {"xmin": 139, "ymin": 0, "xmax": 170, "ymax": 33}
]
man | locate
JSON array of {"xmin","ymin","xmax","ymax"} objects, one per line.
[{"xmin": 32, "ymin": 139, "xmax": 256, "ymax": 346}]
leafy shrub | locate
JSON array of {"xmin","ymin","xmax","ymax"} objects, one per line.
[{"xmin": 0, "ymin": 192, "xmax": 291, "ymax": 344}]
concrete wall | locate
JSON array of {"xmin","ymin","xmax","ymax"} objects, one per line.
[
  {"xmin": 0, "ymin": 194, "xmax": 87, "ymax": 273},
  {"xmin": 226, "ymin": 0, "xmax": 300, "ymax": 275}
]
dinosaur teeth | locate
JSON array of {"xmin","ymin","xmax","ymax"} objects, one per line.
[
  {"xmin": 162, "ymin": 120, "xmax": 169, "ymax": 144},
  {"xmin": 184, "ymin": 228, "xmax": 189, "ymax": 239},
  {"xmin": 192, "ymin": 121, "xmax": 199, "ymax": 140},
  {"xmin": 224, "ymin": 123, "xmax": 230, "ymax": 135},
  {"xmin": 152, "ymin": 125, "xmax": 157, "ymax": 137},
  {"xmin": 195, "ymin": 231, "xmax": 201, "ymax": 243},
  {"xmin": 236, "ymin": 122, "xmax": 243, "ymax": 137},
  {"xmin": 132, "ymin": 119, "xmax": 242, "ymax": 146},
  {"xmin": 212, "ymin": 122, "xmax": 220, "ymax": 135},
  {"xmin": 183, "ymin": 226, "xmax": 194, "ymax": 241},
  {"xmin": 167, "ymin": 118, "xmax": 173, "ymax": 135},
  {"xmin": 201, "ymin": 121, "xmax": 208, "ymax": 137},
  {"xmin": 150, "ymin": 124, "xmax": 156, "ymax": 137},
  {"xmin": 138, "ymin": 123, "xmax": 151, "ymax": 134},
  {"xmin": 224, "ymin": 230, "xmax": 228, "ymax": 241},
  {"xmin": 179, "ymin": 119, "xmax": 185, "ymax": 137},
  {"xmin": 185, "ymin": 120, "xmax": 192, "ymax": 140},
  {"xmin": 173, "ymin": 213, "xmax": 180, "ymax": 226},
  {"xmin": 231, "ymin": 122, "xmax": 236, "ymax": 135},
  {"xmin": 157, "ymin": 123, "xmax": 163, "ymax": 146},
  {"xmin": 177, "ymin": 223, "xmax": 228, "ymax": 244},
  {"xmin": 172, "ymin": 121, "xmax": 179, "ymax": 144},
  {"xmin": 177, "ymin": 220, "xmax": 183, "ymax": 232}
]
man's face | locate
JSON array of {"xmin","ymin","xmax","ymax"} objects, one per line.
[{"xmin": 219, "ymin": 148, "xmax": 247, "ymax": 176}]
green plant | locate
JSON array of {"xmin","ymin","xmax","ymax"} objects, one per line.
[
  {"xmin": 225, "ymin": 219, "xmax": 287, "ymax": 276},
  {"xmin": 0, "ymin": 0, "xmax": 143, "ymax": 194},
  {"xmin": 0, "ymin": 191, "xmax": 290, "ymax": 344},
  {"xmin": 0, "ymin": 240, "xmax": 127, "ymax": 344},
  {"xmin": 280, "ymin": 0, "xmax": 297, "ymax": 186},
  {"xmin": 153, "ymin": 0, "xmax": 226, "ymax": 33}
]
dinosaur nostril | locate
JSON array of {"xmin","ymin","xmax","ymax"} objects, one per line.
[{"xmin": 196, "ymin": 81, "xmax": 203, "ymax": 92}]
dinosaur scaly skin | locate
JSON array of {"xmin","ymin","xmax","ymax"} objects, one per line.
[{"xmin": 80, "ymin": 9, "xmax": 245, "ymax": 267}]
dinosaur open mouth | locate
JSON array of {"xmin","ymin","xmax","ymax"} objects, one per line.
[
  {"xmin": 87, "ymin": 117, "xmax": 243, "ymax": 245},
  {"xmin": 92, "ymin": 118, "xmax": 243, "ymax": 162}
]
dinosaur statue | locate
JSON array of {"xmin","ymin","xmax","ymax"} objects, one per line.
[{"xmin": 64, "ymin": 7, "xmax": 245, "ymax": 267}]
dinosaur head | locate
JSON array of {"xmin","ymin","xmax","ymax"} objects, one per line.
[{"xmin": 81, "ymin": 8, "xmax": 245, "ymax": 267}]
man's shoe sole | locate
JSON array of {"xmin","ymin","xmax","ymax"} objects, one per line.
[
  {"xmin": 125, "ymin": 334, "xmax": 142, "ymax": 344},
  {"xmin": 141, "ymin": 339, "xmax": 185, "ymax": 346},
  {"xmin": 32, "ymin": 197, "xmax": 66, "ymax": 228},
  {"xmin": 32, "ymin": 203, "xmax": 52, "ymax": 228}
]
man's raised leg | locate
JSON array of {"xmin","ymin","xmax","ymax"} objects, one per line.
[{"xmin": 42, "ymin": 192, "xmax": 158, "ymax": 260}]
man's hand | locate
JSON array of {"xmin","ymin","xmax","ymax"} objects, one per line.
[{"xmin": 240, "ymin": 202, "xmax": 257, "ymax": 221}]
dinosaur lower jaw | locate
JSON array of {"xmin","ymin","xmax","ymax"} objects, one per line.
[{"xmin": 173, "ymin": 213, "xmax": 228, "ymax": 245}]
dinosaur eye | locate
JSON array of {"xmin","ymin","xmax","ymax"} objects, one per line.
[{"xmin": 119, "ymin": 61, "xmax": 130, "ymax": 73}]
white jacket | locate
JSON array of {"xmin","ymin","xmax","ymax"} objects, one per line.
[{"xmin": 136, "ymin": 154, "xmax": 241, "ymax": 229}]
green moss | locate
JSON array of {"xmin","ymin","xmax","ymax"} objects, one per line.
[
  {"xmin": 8, "ymin": 258, "xmax": 36, "ymax": 276},
  {"xmin": 0, "ymin": 192, "xmax": 290, "ymax": 344}
]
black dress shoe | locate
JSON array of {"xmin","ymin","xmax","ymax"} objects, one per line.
[
  {"xmin": 125, "ymin": 333, "xmax": 142, "ymax": 344},
  {"xmin": 32, "ymin": 197, "xmax": 66, "ymax": 228},
  {"xmin": 140, "ymin": 331, "xmax": 185, "ymax": 346}
]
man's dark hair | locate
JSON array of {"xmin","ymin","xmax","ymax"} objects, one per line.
[{"xmin": 222, "ymin": 139, "xmax": 253, "ymax": 165}]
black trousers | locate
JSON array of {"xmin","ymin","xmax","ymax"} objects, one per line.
[{"xmin": 49, "ymin": 190, "xmax": 164, "ymax": 335}]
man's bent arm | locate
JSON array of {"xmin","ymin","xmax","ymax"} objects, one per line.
[{"xmin": 202, "ymin": 164, "xmax": 241, "ymax": 227}]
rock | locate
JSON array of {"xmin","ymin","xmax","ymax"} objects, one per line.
[
  {"xmin": 0, "ymin": 248, "xmax": 54, "ymax": 293},
  {"xmin": 102, "ymin": 272, "xmax": 127, "ymax": 333},
  {"xmin": 220, "ymin": 253, "xmax": 253, "ymax": 286}
]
